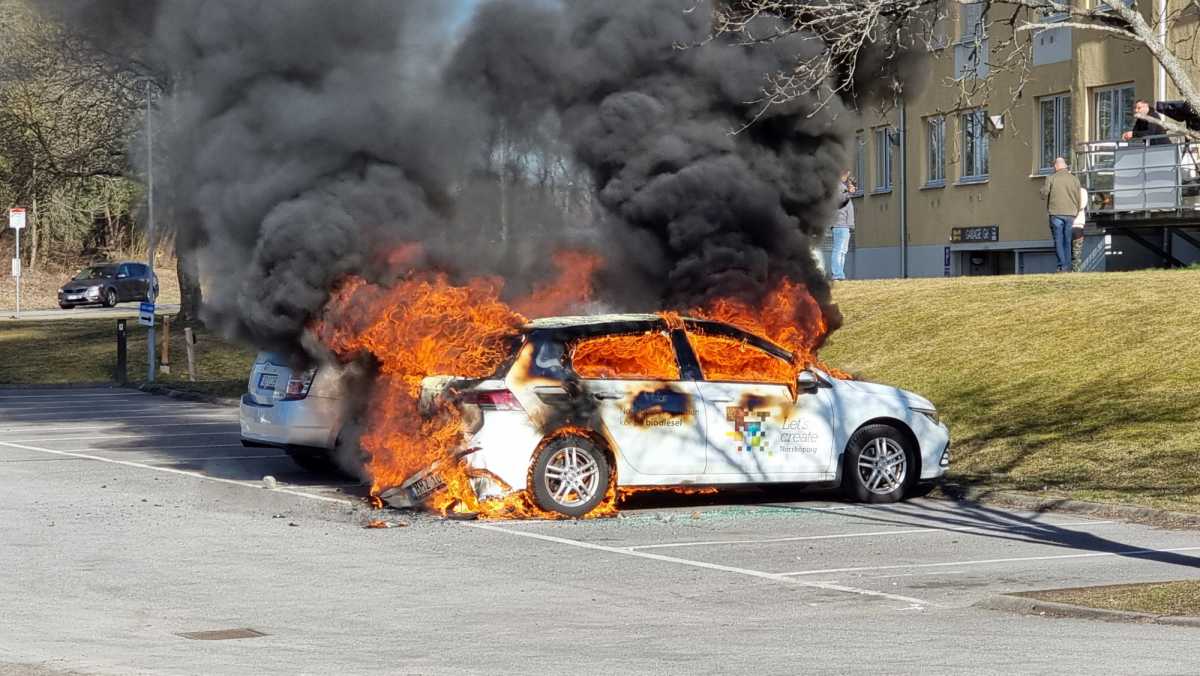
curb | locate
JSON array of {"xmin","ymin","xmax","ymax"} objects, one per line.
[
  {"xmin": 934, "ymin": 483, "xmax": 1200, "ymax": 530},
  {"xmin": 0, "ymin": 382, "xmax": 117, "ymax": 390},
  {"xmin": 128, "ymin": 383, "xmax": 239, "ymax": 408},
  {"xmin": 977, "ymin": 594, "xmax": 1200, "ymax": 627}
]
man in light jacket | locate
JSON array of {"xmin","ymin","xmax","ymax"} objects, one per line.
[
  {"xmin": 1040, "ymin": 157, "xmax": 1082, "ymax": 272},
  {"xmin": 830, "ymin": 169, "xmax": 855, "ymax": 281}
]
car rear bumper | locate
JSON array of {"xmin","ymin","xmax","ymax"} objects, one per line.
[{"xmin": 239, "ymin": 393, "xmax": 340, "ymax": 449}]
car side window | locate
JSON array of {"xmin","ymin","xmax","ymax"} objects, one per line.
[
  {"xmin": 117, "ymin": 264, "xmax": 132, "ymax": 278},
  {"xmin": 686, "ymin": 331, "xmax": 794, "ymax": 385},
  {"xmin": 570, "ymin": 331, "xmax": 680, "ymax": 381},
  {"xmin": 133, "ymin": 264, "xmax": 149, "ymax": 277}
]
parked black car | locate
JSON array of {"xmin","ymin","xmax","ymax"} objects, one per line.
[{"xmin": 58, "ymin": 262, "xmax": 159, "ymax": 309}]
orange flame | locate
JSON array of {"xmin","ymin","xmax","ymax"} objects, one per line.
[{"xmin": 571, "ymin": 332, "xmax": 680, "ymax": 381}]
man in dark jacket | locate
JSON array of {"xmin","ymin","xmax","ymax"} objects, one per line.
[
  {"xmin": 1040, "ymin": 157, "xmax": 1083, "ymax": 272},
  {"xmin": 1123, "ymin": 99, "xmax": 1170, "ymax": 145}
]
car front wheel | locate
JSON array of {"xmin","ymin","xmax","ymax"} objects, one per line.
[
  {"xmin": 59, "ymin": 303, "xmax": 74, "ymax": 310},
  {"xmin": 530, "ymin": 435, "xmax": 610, "ymax": 518},
  {"xmin": 842, "ymin": 424, "xmax": 916, "ymax": 504},
  {"xmin": 103, "ymin": 288, "xmax": 118, "ymax": 307}
]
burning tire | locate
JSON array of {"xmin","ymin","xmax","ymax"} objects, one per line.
[
  {"xmin": 842, "ymin": 424, "xmax": 916, "ymax": 504},
  {"xmin": 530, "ymin": 435, "xmax": 610, "ymax": 518}
]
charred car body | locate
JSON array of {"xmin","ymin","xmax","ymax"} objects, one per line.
[{"xmin": 389, "ymin": 314, "xmax": 950, "ymax": 517}]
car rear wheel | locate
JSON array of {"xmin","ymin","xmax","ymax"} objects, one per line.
[
  {"xmin": 530, "ymin": 435, "xmax": 610, "ymax": 518},
  {"xmin": 842, "ymin": 424, "xmax": 916, "ymax": 504},
  {"xmin": 103, "ymin": 288, "xmax": 118, "ymax": 307}
]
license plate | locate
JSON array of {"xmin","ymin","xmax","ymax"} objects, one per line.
[
  {"xmin": 258, "ymin": 373, "xmax": 278, "ymax": 390},
  {"xmin": 407, "ymin": 473, "xmax": 445, "ymax": 502},
  {"xmin": 67, "ymin": 295, "xmax": 82, "ymax": 300}
]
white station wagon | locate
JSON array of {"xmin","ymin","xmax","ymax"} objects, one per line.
[{"xmin": 389, "ymin": 314, "xmax": 950, "ymax": 517}]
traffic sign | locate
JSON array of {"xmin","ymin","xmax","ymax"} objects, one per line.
[
  {"xmin": 11, "ymin": 258, "xmax": 19, "ymax": 278},
  {"xmin": 8, "ymin": 208, "xmax": 25, "ymax": 229},
  {"xmin": 139, "ymin": 302, "xmax": 155, "ymax": 327}
]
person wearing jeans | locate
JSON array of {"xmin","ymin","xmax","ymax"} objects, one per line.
[
  {"xmin": 1040, "ymin": 157, "xmax": 1082, "ymax": 272},
  {"xmin": 830, "ymin": 170, "xmax": 855, "ymax": 281}
]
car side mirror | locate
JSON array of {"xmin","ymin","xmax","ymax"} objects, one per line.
[{"xmin": 797, "ymin": 370, "xmax": 819, "ymax": 393}]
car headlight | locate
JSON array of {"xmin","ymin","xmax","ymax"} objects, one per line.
[
  {"xmin": 910, "ymin": 407, "xmax": 940, "ymax": 425},
  {"xmin": 86, "ymin": 285, "xmax": 101, "ymax": 297}
]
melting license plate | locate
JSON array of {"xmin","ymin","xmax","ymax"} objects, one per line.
[
  {"xmin": 406, "ymin": 473, "xmax": 446, "ymax": 502},
  {"xmin": 258, "ymin": 373, "xmax": 278, "ymax": 391}
]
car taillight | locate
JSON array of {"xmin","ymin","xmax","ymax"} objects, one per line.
[
  {"xmin": 279, "ymin": 369, "xmax": 316, "ymax": 401},
  {"xmin": 461, "ymin": 389, "xmax": 524, "ymax": 411}
]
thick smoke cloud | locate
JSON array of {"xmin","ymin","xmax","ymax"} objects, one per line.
[
  {"xmin": 448, "ymin": 1, "xmax": 855, "ymax": 328},
  {"xmin": 35, "ymin": 0, "xmax": 924, "ymax": 356}
]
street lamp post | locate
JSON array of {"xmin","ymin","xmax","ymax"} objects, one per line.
[{"xmin": 143, "ymin": 79, "xmax": 157, "ymax": 383}]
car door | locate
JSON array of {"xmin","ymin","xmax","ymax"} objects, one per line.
[
  {"xmin": 115, "ymin": 264, "xmax": 135, "ymax": 301},
  {"xmin": 131, "ymin": 264, "xmax": 151, "ymax": 300},
  {"xmin": 570, "ymin": 330, "xmax": 707, "ymax": 476},
  {"xmin": 687, "ymin": 330, "xmax": 836, "ymax": 481}
]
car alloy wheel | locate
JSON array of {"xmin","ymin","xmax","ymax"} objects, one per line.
[
  {"xmin": 104, "ymin": 289, "xmax": 117, "ymax": 307},
  {"xmin": 531, "ymin": 435, "xmax": 611, "ymax": 518},
  {"xmin": 856, "ymin": 437, "xmax": 907, "ymax": 495}
]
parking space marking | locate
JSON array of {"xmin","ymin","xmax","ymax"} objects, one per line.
[
  {"xmin": 465, "ymin": 521, "xmax": 932, "ymax": 609},
  {"xmin": 625, "ymin": 520, "xmax": 1117, "ymax": 550},
  {"xmin": 6, "ymin": 431, "xmax": 241, "ymax": 443},
  {"xmin": 0, "ymin": 412, "xmax": 235, "ymax": 423},
  {"xmin": 0, "ymin": 421, "xmax": 236, "ymax": 434},
  {"xmin": 0, "ymin": 453, "xmax": 287, "ymax": 464},
  {"xmin": 0, "ymin": 439, "xmax": 354, "ymax": 505},
  {"xmin": 779, "ymin": 546, "xmax": 1200, "ymax": 577},
  {"xmin": 0, "ymin": 393, "xmax": 143, "ymax": 400}
]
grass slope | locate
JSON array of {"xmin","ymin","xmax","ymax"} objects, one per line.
[
  {"xmin": 822, "ymin": 269, "xmax": 1200, "ymax": 512},
  {"xmin": 1024, "ymin": 580, "xmax": 1200, "ymax": 616},
  {"xmin": 0, "ymin": 319, "xmax": 255, "ymax": 399}
]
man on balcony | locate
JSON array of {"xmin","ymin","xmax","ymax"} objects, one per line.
[
  {"xmin": 1122, "ymin": 100, "xmax": 1170, "ymax": 145},
  {"xmin": 1041, "ymin": 157, "xmax": 1083, "ymax": 273}
]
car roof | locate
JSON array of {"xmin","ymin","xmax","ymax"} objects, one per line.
[
  {"xmin": 522, "ymin": 314, "xmax": 793, "ymax": 361},
  {"xmin": 522, "ymin": 313, "xmax": 664, "ymax": 329}
]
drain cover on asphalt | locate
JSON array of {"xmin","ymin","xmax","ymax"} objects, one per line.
[{"xmin": 176, "ymin": 628, "xmax": 268, "ymax": 641}]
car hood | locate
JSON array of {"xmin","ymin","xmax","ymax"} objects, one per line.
[
  {"xmin": 66, "ymin": 277, "xmax": 108, "ymax": 287},
  {"xmin": 833, "ymin": 378, "xmax": 935, "ymax": 410}
]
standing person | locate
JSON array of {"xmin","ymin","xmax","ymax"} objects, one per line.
[
  {"xmin": 830, "ymin": 169, "xmax": 855, "ymax": 281},
  {"xmin": 1122, "ymin": 99, "xmax": 1170, "ymax": 145},
  {"xmin": 1072, "ymin": 185, "xmax": 1088, "ymax": 272},
  {"xmin": 1040, "ymin": 157, "xmax": 1082, "ymax": 273}
]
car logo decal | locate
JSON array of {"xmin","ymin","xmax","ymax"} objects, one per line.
[{"xmin": 726, "ymin": 407, "xmax": 771, "ymax": 455}]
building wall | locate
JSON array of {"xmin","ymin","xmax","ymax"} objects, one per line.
[{"xmin": 848, "ymin": 0, "xmax": 1200, "ymax": 278}]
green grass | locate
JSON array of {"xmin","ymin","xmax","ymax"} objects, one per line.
[
  {"xmin": 823, "ymin": 268, "xmax": 1200, "ymax": 513},
  {"xmin": 1023, "ymin": 580, "xmax": 1200, "ymax": 616},
  {"xmin": 0, "ymin": 317, "xmax": 256, "ymax": 399}
]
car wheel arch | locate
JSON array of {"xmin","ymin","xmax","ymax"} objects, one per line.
[
  {"xmin": 529, "ymin": 426, "xmax": 618, "ymax": 490},
  {"xmin": 839, "ymin": 417, "xmax": 922, "ymax": 480}
]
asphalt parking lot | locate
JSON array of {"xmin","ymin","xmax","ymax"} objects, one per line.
[{"xmin": 2, "ymin": 387, "xmax": 1199, "ymax": 675}]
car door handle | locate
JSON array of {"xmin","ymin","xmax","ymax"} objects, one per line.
[
  {"xmin": 707, "ymin": 397, "xmax": 733, "ymax": 403},
  {"xmin": 593, "ymin": 392, "xmax": 622, "ymax": 401}
]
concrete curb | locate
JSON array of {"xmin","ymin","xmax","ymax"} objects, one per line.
[
  {"xmin": 128, "ymin": 383, "xmax": 239, "ymax": 408},
  {"xmin": 0, "ymin": 382, "xmax": 119, "ymax": 390},
  {"xmin": 935, "ymin": 483, "xmax": 1200, "ymax": 530},
  {"xmin": 977, "ymin": 594, "xmax": 1200, "ymax": 627}
]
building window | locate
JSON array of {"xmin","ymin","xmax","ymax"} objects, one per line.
[
  {"xmin": 1039, "ymin": 94, "xmax": 1072, "ymax": 172},
  {"xmin": 873, "ymin": 127, "xmax": 893, "ymax": 192},
  {"xmin": 851, "ymin": 133, "xmax": 865, "ymax": 196},
  {"xmin": 960, "ymin": 1, "xmax": 985, "ymax": 41},
  {"xmin": 1095, "ymin": 85, "xmax": 1135, "ymax": 141},
  {"xmin": 927, "ymin": 116, "xmax": 946, "ymax": 185},
  {"xmin": 961, "ymin": 110, "xmax": 989, "ymax": 181}
]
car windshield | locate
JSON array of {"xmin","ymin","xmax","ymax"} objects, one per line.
[{"xmin": 73, "ymin": 266, "xmax": 116, "ymax": 280}]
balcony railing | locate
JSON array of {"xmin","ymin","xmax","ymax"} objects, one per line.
[{"xmin": 1075, "ymin": 135, "xmax": 1200, "ymax": 218}]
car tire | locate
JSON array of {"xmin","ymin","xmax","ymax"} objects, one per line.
[
  {"xmin": 842, "ymin": 424, "xmax": 917, "ymax": 504},
  {"xmin": 59, "ymin": 303, "xmax": 74, "ymax": 310},
  {"xmin": 530, "ymin": 435, "xmax": 611, "ymax": 518},
  {"xmin": 103, "ymin": 288, "xmax": 118, "ymax": 307}
]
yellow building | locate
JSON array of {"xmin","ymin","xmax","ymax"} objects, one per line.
[{"xmin": 842, "ymin": 0, "xmax": 1200, "ymax": 278}]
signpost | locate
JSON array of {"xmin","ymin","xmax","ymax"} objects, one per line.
[{"xmin": 9, "ymin": 208, "xmax": 25, "ymax": 318}]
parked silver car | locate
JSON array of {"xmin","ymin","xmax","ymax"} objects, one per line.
[{"xmin": 239, "ymin": 352, "xmax": 348, "ymax": 473}]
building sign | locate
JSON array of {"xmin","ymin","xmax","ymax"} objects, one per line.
[{"xmin": 950, "ymin": 225, "xmax": 999, "ymax": 243}]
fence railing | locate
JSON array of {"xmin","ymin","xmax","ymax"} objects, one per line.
[{"xmin": 1074, "ymin": 135, "xmax": 1200, "ymax": 217}]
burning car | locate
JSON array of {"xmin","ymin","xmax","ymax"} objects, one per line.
[{"xmin": 387, "ymin": 314, "xmax": 949, "ymax": 518}]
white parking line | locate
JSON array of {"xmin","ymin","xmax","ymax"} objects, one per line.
[
  {"xmin": 0, "ymin": 420, "xmax": 236, "ymax": 434},
  {"xmin": 1, "ymin": 412, "xmax": 235, "ymax": 422},
  {"xmin": 626, "ymin": 520, "xmax": 1117, "ymax": 550},
  {"xmin": 0, "ymin": 439, "xmax": 352, "ymax": 505},
  {"xmin": 779, "ymin": 546, "xmax": 1200, "ymax": 577},
  {"xmin": 5, "ymin": 431, "xmax": 241, "ymax": 443},
  {"xmin": 0, "ymin": 404, "xmax": 222, "ymax": 414},
  {"xmin": 0, "ymin": 453, "xmax": 286, "ymax": 464},
  {"xmin": 0, "ymin": 393, "xmax": 141, "ymax": 400},
  {"xmin": 465, "ymin": 521, "xmax": 932, "ymax": 609}
]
